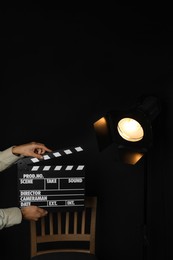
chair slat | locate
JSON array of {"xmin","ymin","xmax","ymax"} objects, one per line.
[
  {"xmin": 41, "ymin": 217, "xmax": 45, "ymax": 236},
  {"xmin": 74, "ymin": 211, "xmax": 77, "ymax": 235},
  {"xmin": 49, "ymin": 212, "xmax": 53, "ymax": 235},
  {"xmin": 65, "ymin": 212, "xmax": 69, "ymax": 234},
  {"xmin": 58, "ymin": 212, "xmax": 61, "ymax": 234},
  {"xmin": 81, "ymin": 210, "xmax": 85, "ymax": 234}
]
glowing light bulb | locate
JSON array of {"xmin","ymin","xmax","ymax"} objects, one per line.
[{"xmin": 117, "ymin": 118, "xmax": 144, "ymax": 142}]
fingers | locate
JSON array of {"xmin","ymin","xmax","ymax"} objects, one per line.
[
  {"xmin": 34, "ymin": 208, "xmax": 48, "ymax": 221},
  {"xmin": 34, "ymin": 144, "xmax": 52, "ymax": 154},
  {"xmin": 32, "ymin": 142, "xmax": 52, "ymax": 153},
  {"xmin": 21, "ymin": 206, "xmax": 48, "ymax": 221},
  {"xmin": 37, "ymin": 207, "xmax": 48, "ymax": 216},
  {"xmin": 31, "ymin": 142, "xmax": 52, "ymax": 159}
]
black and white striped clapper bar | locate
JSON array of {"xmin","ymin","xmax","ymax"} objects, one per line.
[{"xmin": 17, "ymin": 146, "xmax": 85, "ymax": 211}]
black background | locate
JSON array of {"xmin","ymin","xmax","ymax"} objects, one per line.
[{"xmin": 0, "ymin": 3, "xmax": 173, "ymax": 260}]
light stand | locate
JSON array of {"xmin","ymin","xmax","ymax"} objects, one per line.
[
  {"xmin": 143, "ymin": 153, "xmax": 149, "ymax": 260},
  {"xmin": 93, "ymin": 96, "xmax": 161, "ymax": 260}
]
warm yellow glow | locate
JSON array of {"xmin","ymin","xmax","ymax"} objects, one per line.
[
  {"xmin": 122, "ymin": 151, "xmax": 144, "ymax": 164},
  {"xmin": 117, "ymin": 117, "xmax": 144, "ymax": 142},
  {"xmin": 94, "ymin": 117, "xmax": 109, "ymax": 135}
]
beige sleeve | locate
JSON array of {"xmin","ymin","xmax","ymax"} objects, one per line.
[
  {"xmin": 0, "ymin": 146, "xmax": 21, "ymax": 172},
  {"xmin": 0, "ymin": 207, "xmax": 22, "ymax": 229},
  {"xmin": 0, "ymin": 148, "xmax": 23, "ymax": 229}
]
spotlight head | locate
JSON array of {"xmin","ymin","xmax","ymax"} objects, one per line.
[{"xmin": 93, "ymin": 96, "xmax": 161, "ymax": 164}]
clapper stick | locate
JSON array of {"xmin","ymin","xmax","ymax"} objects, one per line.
[
  {"xmin": 17, "ymin": 146, "xmax": 85, "ymax": 211},
  {"xmin": 17, "ymin": 145, "xmax": 84, "ymax": 166}
]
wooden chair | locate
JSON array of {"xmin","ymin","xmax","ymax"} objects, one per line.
[{"xmin": 30, "ymin": 196, "xmax": 98, "ymax": 260}]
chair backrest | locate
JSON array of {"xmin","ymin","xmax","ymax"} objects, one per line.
[{"xmin": 30, "ymin": 196, "xmax": 97, "ymax": 257}]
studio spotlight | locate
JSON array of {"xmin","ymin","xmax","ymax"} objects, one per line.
[{"xmin": 93, "ymin": 96, "xmax": 161, "ymax": 164}]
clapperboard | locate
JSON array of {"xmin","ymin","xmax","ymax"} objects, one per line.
[{"xmin": 17, "ymin": 146, "xmax": 85, "ymax": 211}]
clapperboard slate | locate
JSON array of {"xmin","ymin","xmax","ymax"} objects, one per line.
[{"xmin": 17, "ymin": 146, "xmax": 85, "ymax": 211}]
